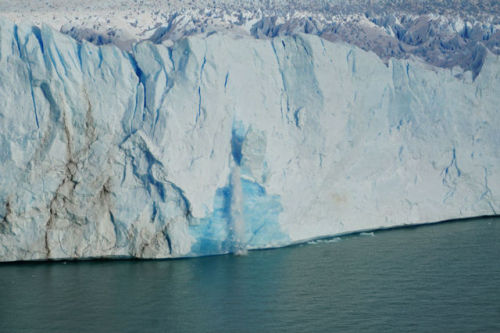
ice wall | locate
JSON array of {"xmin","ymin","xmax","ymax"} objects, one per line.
[{"xmin": 0, "ymin": 18, "xmax": 499, "ymax": 261}]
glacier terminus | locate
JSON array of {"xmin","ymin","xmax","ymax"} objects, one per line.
[{"xmin": 0, "ymin": 2, "xmax": 499, "ymax": 261}]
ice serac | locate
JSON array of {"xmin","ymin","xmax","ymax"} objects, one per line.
[{"xmin": 0, "ymin": 18, "xmax": 499, "ymax": 261}]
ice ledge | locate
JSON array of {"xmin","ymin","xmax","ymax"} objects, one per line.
[{"xmin": 1, "ymin": 215, "xmax": 499, "ymax": 263}]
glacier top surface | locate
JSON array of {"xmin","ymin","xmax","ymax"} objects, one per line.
[{"xmin": 2, "ymin": 0, "xmax": 499, "ymax": 77}]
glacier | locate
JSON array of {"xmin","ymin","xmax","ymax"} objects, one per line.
[{"xmin": 0, "ymin": 17, "xmax": 499, "ymax": 261}]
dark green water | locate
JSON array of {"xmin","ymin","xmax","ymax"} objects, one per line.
[{"xmin": 1, "ymin": 217, "xmax": 500, "ymax": 333}]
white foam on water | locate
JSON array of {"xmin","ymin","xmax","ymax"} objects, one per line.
[{"xmin": 307, "ymin": 237, "xmax": 342, "ymax": 245}]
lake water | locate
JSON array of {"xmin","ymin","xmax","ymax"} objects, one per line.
[{"xmin": 1, "ymin": 217, "xmax": 499, "ymax": 332}]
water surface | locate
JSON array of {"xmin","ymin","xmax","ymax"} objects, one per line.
[{"xmin": 1, "ymin": 217, "xmax": 499, "ymax": 332}]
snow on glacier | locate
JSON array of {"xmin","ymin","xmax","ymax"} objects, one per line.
[
  {"xmin": 0, "ymin": 16, "xmax": 499, "ymax": 261},
  {"xmin": 3, "ymin": 0, "xmax": 500, "ymax": 77}
]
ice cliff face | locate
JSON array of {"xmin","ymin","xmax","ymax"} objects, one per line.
[{"xmin": 0, "ymin": 17, "xmax": 499, "ymax": 261}]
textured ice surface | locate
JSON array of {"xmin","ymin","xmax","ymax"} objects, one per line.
[
  {"xmin": 0, "ymin": 16, "xmax": 499, "ymax": 261},
  {"xmin": 3, "ymin": 0, "xmax": 500, "ymax": 76}
]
